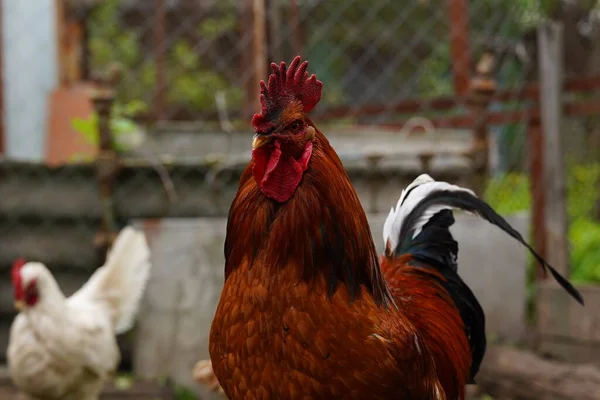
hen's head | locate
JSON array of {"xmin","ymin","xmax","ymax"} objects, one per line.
[
  {"xmin": 250, "ymin": 56, "xmax": 323, "ymax": 203},
  {"xmin": 11, "ymin": 258, "xmax": 41, "ymax": 310}
]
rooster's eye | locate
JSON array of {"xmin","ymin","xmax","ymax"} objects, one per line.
[{"xmin": 288, "ymin": 121, "xmax": 302, "ymax": 133}]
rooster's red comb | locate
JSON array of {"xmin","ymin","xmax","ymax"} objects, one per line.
[{"xmin": 251, "ymin": 56, "xmax": 323, "ymax": 133}]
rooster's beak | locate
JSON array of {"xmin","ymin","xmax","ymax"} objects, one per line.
[
  {"xmin": 14, "ymin": 300, "xmax": 25, "ymax": 311},
  {"xmin": 252, "ymin": 134, "xmax": 271, "ymax": 149}
]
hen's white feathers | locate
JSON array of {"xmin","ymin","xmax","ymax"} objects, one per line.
[
  {"xmin": 8, "ymin": 226, "xmax": 151, "ymax": 400},
  {"xmin": 69, "ymin": 226, "xmax": 151, "ymax": 334},
  {"xmin": 382, "ymin": 174, "xmax": 476, "ymax": 252}
]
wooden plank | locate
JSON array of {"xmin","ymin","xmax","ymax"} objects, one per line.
[
  {"xmin": 538, "ymin": 22, "xmax": 569, "ymax": 277},
  {"xmin": 0, "ymin": 157, "xmax": 471, "ymax": 221},
  {"xmin": 0, "ymin": 223, "xmax": 99, "ymax": 274},
  {"xmin": 0, "ymin": 160, "xmax": 240, "ymax": 220}
]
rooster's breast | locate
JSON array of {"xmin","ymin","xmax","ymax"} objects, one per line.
[{"xmin": 209, "ymin": 262, "xmax": 425, "ymax": 399}]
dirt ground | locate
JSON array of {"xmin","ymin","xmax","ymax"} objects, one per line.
[
  {"xmin": 0, "ymin": 385, "xmax": 32, "ymax": 400},
  {"xmin": 0, "ymin": 373, "xmax": 22, "ymax": 400},
  {"xmin": 0, "ymin": 386, "xmax": 19, "ymax": 399},
  {"xmin": 0, "ymin": 384, "xmax": 497, "ymax": 400},
  {"xmin": 0, "ymin": 383, "xmax": 177, "ymax": 400}
]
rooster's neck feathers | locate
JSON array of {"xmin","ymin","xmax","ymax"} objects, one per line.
[{"xmin": 225, "ymin": 132, "xmax": 394, "ymax": 307}]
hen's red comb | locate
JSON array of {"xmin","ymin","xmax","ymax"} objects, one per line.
[
  {"xmin": 251, "ymin": 56, "xmax": 323, "ymax": 133},
  {"xmin": 12, "ymin": 258, "xmax": 26, "ymax": 271},
  {"xmin": 11, "ymin": 258, "xmax": 26, "ymax": 299}
]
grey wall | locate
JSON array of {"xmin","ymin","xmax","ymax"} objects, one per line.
[{"xmin": 2, "ymin": 0, "xmax": 58, "ymax": 160}]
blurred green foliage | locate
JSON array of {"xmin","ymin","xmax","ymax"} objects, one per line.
[
  {"xmin": 484, "ymin": 172, "xmax": 531, "ymax": 214},
  {"xmin": 175, "ymin": 386, "xmax": 198, "ymax": 400},
  {"xmin": 85, "ymin": 0, "xmax": 549, "ymax": 115},
  {"xmin": 71, "ymin": 100, "xmax": 147, "ymax": 157},
  {"xmin": 484, "ymin": 163, "xmax": 600, "ymax": 283},
  {"xmin": 87, "ymin": 0, "xmax": 242, "ymax": 115}
]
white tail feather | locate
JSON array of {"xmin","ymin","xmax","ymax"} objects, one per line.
[
  {"xmin": 382, "ymin": 174, "xmax": 475, "ymax": 252},
  {"xmin": 69, "ymin": 226, "xmax": 151, "ymax": 334}
]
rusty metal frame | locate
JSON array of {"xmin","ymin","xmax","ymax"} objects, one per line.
[
  {"xmin": 447, "ymin": 0, "xmax": 472, "ymax": 96},
  {"xmin": 128, "ymin": 75, "xmax": 600, "ymax": 123},
  {"xmin": 316, "ymin": 75, "xmax": 600, "ymax": 125}
]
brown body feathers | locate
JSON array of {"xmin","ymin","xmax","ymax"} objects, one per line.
[{"xmin": 211, "ymin": 130, "xmax": 446, "ymax": 399}]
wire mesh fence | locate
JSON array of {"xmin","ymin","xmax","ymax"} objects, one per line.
[
  {"xmin": 74, "ymin": 0, "xmax": 555, "ymax": 183},
  {"xmin": 79, "ymin": 0, "xmax": 535, "ymax": 121},
  {"xmin": 1, "ymin": 1, "xmax": 600, "ymax": 284}
]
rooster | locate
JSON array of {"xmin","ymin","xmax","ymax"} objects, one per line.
[
  {"xmin": 7, "ymin": 226, "xmax": 151, "ymax": 400},
  {"xmin": 208, "ymin": 56, "xmax": 583, "ymax": 400}
]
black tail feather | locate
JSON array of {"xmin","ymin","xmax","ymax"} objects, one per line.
[
  {"xmin": 404, "ymin": 210, "xmax": 458, "ymax": 271},
  {"xmin": 398, "ymin": 190, "xmax": 584, "ymax": 306},
  {"xmin": 406, "ymin": 210, "xmax": 486, "ymax": 383}
]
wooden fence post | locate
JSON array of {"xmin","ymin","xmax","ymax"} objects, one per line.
[
  {"xmin": 535, "ymin": 21, "xmax": 574, "ymax": 358},
  {"xmin": 538, "ymin": 22, "xmax": 569, "ymax": 277},
  {"xmin": 468, "ymin": 50, "xmax": 497, "ymax": 196},
  {"xmin": 527, "ymin": 113, "xmax": 547, "ymax": 279},
  {"xmin": 91, "ymin": 65, "xmax": 122, "ymax": 264},
  {"xmin": 242, "ymin": 0, "xmax": 267, "ymax": 120}
]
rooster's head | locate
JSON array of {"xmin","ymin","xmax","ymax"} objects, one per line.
[{"xmin": 250, "ymin": 56, "xmax": 323, "ymax": 203}]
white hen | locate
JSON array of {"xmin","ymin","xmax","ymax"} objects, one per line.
[{"xmin": 7, "ymin": 226, "xmax": 151, "ymax": 400}]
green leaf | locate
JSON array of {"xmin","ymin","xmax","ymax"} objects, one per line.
[
  {"xmin": 197, "ymin": 15, "xmax": 236, "ymax": 39},
  {"xmin": 71, "ymin": 115, "xmax": 99, "ymax": 146}
]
